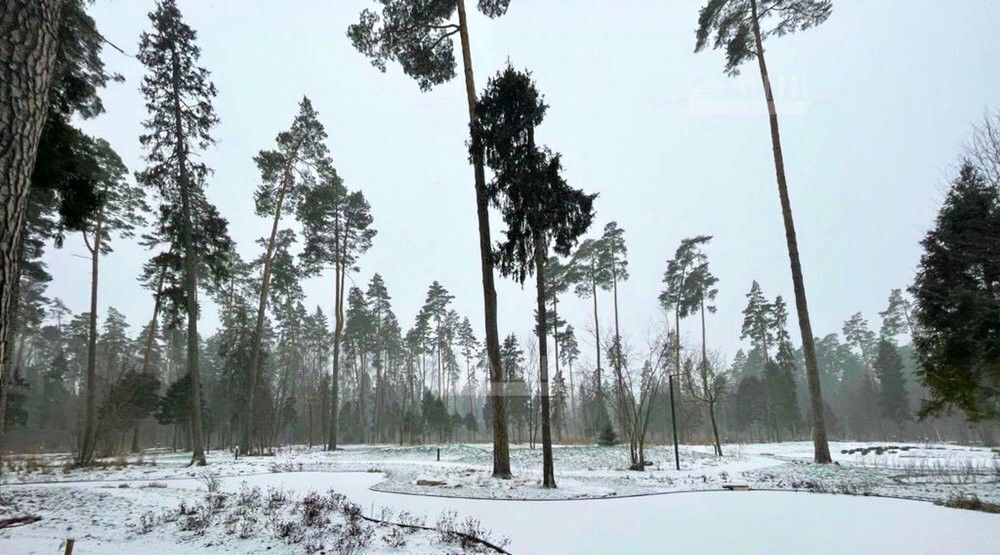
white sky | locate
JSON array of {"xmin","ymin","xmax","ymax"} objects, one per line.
[{"xmin": 46, "ymin": 0, "xmax": 1000, "ymax": 364}]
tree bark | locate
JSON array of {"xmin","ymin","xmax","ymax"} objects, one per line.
[
  {"xmin": 591, "ymin": 275, "xmax": 601, "ymax": 394},
  {"xmin": 534, "ymin": 240, "xmax": 556, "ymax": 488},
  {"xmin": 0, "ymin": 0, "xmax": 64, "ymax": 452},
  {"xmin": 170, "ymin": 45, "xmax": 207, "ymax": 466},
  {"xmin": 750, "ymin": 0, "xmax": 831, "ymax": 463},
  {"xmin": 700, "ymin": 298, "xmax": 722, "ymax": 456},
  {"xmin": 327, "ymin": 231, "xmax": 345, "ymax": 451},
  {"xmin": 455, "ymin": 0, "xmax": 511, "ymax": 478},
  {"xmin": 140, "ymin": 259, "xmax": 169, "ymax": 374},
  {"xmin": 79, "ymin": 213, "xmax": 103, "ymax": 465},
  {"xmin": 245, "ymin": 178, "xmax": 290, "ymax": 454}
]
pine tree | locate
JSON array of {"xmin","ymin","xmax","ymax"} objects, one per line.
[
  {"xmin": 75, "ymin": 140, "xmax": 146, "ymax": 465},
  {"xmin": 695, "ymin": 0, "xmax": 834, "ymax": 463},
  {"xmin": 136, "ymin": 0, "xmax": 222, "ymax": 465},
  {"xmin": 567, "ymin": 238, "xmax": 614, "ymax": 401},
  {"xmin": 879, "ymin": 289, "xmax": 916, "ymax": 340},
  {"xmin": 661, "ymin": 236, "xmax": 714, "ymax": 398},
  {"xmin": 299, "ymin": 174, "xmax": 376, "ymax": 450},
  {"xmin": 0, "ymin": 2, "xmax": 66, "ymax": 435},
  {"xmin": 348, "ymin": 0, "xmax": 515, "ymax": 479},
  {"xmin": 842, "ymin": 313, "xmax": 876, "ymax": 367},
  {"xmin": 245, "ymin": 98, "xmax": 330, "ymax": 452}
]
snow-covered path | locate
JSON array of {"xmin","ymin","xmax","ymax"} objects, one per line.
[
  {"xmin": 22, "ymin": 471, "xmax": 993, "ymax": 555},
  {"xmin": 241, "ymin": 472, "xmax": 1000, "ymax": 555}
]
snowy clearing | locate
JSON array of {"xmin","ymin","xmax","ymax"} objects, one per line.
[{"xmin": 1, "ymin": 441, "xmax": 998, "ymax": 553}]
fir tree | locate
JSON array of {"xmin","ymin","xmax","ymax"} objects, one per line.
[
  {"xmin": 911, "ymin": 162, "xmax": 999, "ymax": 421},
  {"xmin": 478, "ymin": 65, "xmax": 595, "ymax": 487},
  {"xmin": 136, "ymin": 0, "xmax": 223, "ymax": 465},
  {"xmin": 874, "ymin": 339, "xmax": 909, "ymax": 425}
]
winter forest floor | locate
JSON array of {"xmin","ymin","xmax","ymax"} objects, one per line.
[{"xmin": 0, "ymin": 441, "xmax": 997, "ymax": 554}]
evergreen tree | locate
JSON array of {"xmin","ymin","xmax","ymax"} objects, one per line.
[
  {"xmin": 558, "ymin": 324, "xmax": 580, "ymax": 428},
  {"xmin": 911, "ymin": 162, "xmax": 1000, "ymax": 421},
  {"xmin": 695, "ymin": 0, "xmax": 834, "ymax": 463},
  {"xmin": 76, "ymin": 140, "xmax": 146, "ymax": 465},
  {"xmin": 478, "ymin": 65, "xmax": 595, "ymax": 487},
  {"xmin": 842, "ymin": 313, "xmax": 876, "ymax": 367},
  {"xmin": 137, "ymin": 0, "xmax": 224, "ymax": 465},
  {"xmin": 348, "ymin": 0, "xmax": 515, "ymax": 479},
  {"xmin": 740, "ymin": 281, "xmax": 774, "ymax": 361},
  {"xmin": 874, "ymin": 339, "xmax": 909, "ymax": 425},
  {"xmin": 3, "ymin": 0, "xmax": 118, "ymax": 440},
  {"xmin": 0, "ymin": 2, "xmax": 67, "ymax": 430},
  {"xmin": 661, "ymin": 236, "xmax": 713, "ymax": 379},
  {"xmin": 246, "ymin": 97, "xmax": 330, "ymax": 451},
  {"xmin": 879, "ymin": 289, "xmax": 916, "ymax": 340},
  {"xmin": 567, "ymin": 238, "xmax": 613, "ymax": 400},
  {"xmin": 299, "ymin": 174, "xmax": 376, "ymax": 450}
]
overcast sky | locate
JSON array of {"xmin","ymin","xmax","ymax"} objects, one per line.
[{"xmin": 48, "ymin": 0, "xmax": 999, "ymax": 364}]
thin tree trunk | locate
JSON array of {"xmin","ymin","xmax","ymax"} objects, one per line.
[
  {"xmin": 170, "ymin": 45, "xmax": 207, "ymax": 466},
  {"xmin": 455, "ymin": 0, "xmax": 510, "ymax": 478},
  {"xmin": 0, "ymin": 0, "xmax": 64, "ymax": 453},
  {"xmin": 141, "ymin": 259, "xmax": 169, "ymax": 374},
  {"xmin": 750, "ymin": 0, "xmax": 830, "ymax": 463},
  {"xmin": 80, "ymin": 213, "xmax": 103, "ymax": 465},
  {"xmin": 328, "ymin": 241, "xmax": 346, "ymax": 451},
  {"xmin": 245, "ymin": 180, "xmax": 290, "ymax": 454},
  {"xmin": 700, "ymin": 298, "xmax": 722, "ymax": 456},
  {"xmin": 591, "ymin": 276, "xmax": 601, "ymax": 395},
  {"xmin": 535, "ymin": 240, "xmax": 556, "ymax": 488}
]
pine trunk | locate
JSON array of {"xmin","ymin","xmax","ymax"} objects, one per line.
[
  {"xmin": 0, "ymin": 0, "xmax": 64, "ymax": 448},
  {"xmin": 327, "ymin": 250, "xmax": 345, "ymax": 451},
  {"xmin": 80, "ymin": 215, "xmax": 103, "ymax": 465},
  {"xmin": 750, "ymin": 0, "xmax": 830, "ymax": 463},
  {"xmin": 245, "ymin": 183, "xmax": 289, "ymax": 453},
  {"xmin": 455, "ymin": 0, "xmax": 511, "ymax": 478},
  {"xmin": 140, "ymin": 260, "xmax": 169, "ymax": 374},
  {"xmin": 535, "ymin": 239, "xmax": 556, "ymax": 488}
]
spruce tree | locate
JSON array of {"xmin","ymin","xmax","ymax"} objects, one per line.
[
  {"xmin": 695, "ymin": 0, "xmax": 834, "ymax": 463},
  {"xmin": 136, "ymin": 0, "xmax": 222, "ymax": 465},
  {"xmin": 911, "ymin": 162, "xmax": 999, "ymax": 421},
  {"xmin": 478, "ymin": 65, "xmax": 596, "ymax": 487},
  {"xmin": 873, "ymin": 339, "xmax": 909, "ymax": 425}
]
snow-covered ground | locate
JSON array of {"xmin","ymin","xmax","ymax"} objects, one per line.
[{"xmin": 1, "ymin": 441, "xmax": 997, "ymax": 553}]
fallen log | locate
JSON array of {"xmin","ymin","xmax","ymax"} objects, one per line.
[{"xmin": 0, "ymin": 514, "xmax": 42, "ymax": 529}]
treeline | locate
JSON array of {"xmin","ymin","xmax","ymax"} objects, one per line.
[{"xmin": 2, "ymin": 0, "xmax": 998, "ymax": 481}]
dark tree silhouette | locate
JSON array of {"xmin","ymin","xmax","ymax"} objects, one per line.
[
  {"xmin": 137, "ymin": 0, "xmax": 222, "ymax": 465},
  {"xmin": 478, "ymin": 65, "xmax": 596, "ymax": 487},
  {"xmin": 911, "ymin": 162, "xmax": 999, "ymax": 422}
]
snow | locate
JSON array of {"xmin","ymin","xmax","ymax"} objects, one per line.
[{"xmin": 2, "ymin": 442, "xmax": 998, "ymax": 553}]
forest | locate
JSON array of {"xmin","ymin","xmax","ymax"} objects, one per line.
[{"xmin": 0, "ymin": 1, "xmax": 998, "ymax": 553}]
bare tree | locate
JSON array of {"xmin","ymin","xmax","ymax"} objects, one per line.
[
  {"xmin": 968, "ymin": 108, "xmax": 1000, "ymax": 186},
  {"xmin": 683, "ymin": 350, "xmax": 728, "ymax": 456},
  {"xmin": 607, "ymin": 332, "xmax": 670, "ymax": 471}
]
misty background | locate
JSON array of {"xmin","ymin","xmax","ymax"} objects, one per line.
[{"xmin": 47, "ymin": 0, "xmax": 1000, "ymax": 361}]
